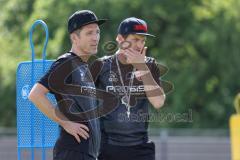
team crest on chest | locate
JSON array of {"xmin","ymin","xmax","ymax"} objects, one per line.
[{"xmin": 108, "ymin": 71, "xmax": 118, "ymax": 82}]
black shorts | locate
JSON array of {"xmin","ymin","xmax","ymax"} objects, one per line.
[
  {"xmin": 53, "ymin": 148, "xmax": 96, "ymax": 160},
  {"xmin": 98, "ymin": 141, "xmax": 155, "ymax": 160}
]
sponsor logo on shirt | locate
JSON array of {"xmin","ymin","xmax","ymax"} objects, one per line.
[{"xmin": 106, "ymin": 85, "xmax": 144, "ymax": 93}]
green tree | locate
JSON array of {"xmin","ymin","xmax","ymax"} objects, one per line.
[{"xmin": 0, "ymin": 0, "xmax": 239, "ymax": 128}]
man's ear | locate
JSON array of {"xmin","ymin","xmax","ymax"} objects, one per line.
[
  {"xmin": 70, "ymin": 33, "xmax": 78, "ymax": 44},
  {"xmin": 116, "ymin": 34, "xmax": 124, "ymax": 43}
]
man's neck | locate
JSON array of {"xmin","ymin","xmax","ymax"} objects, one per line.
[
  {"xmin": 70, "ymin": 48, "xmax": 89, "ymax": 62},
  {"xmin": 116, "ymin": 49, "xmax": 128, "ymax": 65}
]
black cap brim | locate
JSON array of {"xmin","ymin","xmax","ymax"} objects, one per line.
[
  {"xmin": 96, "ymin": 19, "xmax": 107, "ymax": 25},
  {"xmin": 81, "ymin": 19, "xmax": 107, "ymax": 27},
  {"xmin": 135, "ymin": 32, "xmax": 156, "ymax": 37}
]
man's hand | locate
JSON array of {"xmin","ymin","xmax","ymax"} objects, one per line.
[
  {"xmin": 61, "ymin": 121, "xmax": 89, "ymax": 143},
  {"xmin": 124, "ymin": 47, "xmax": 147, "ymax": 68}
]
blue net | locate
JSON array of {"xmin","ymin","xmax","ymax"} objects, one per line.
[{"xmin": 16, "ymin": 20, "xmax": 58, "ymax": 160}]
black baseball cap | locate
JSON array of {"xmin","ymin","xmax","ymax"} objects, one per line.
[
  {"xmin": 68, "ymin": 10, "xmax": 107, "ymax": 34},
  {"xmin": 118, "ymin": 17, "xmax": 155, "ymax": 37}
]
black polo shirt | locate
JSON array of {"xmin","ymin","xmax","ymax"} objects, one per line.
[
  {"xmin": 38, "ymin": 52, "xmax": 100, "ymax": 158},
  {"xmin": 93, "ymin": 54, "xmax": 161, "ymax": 146}
]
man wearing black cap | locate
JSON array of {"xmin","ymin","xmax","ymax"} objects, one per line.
[
  {"xmin": 28, "ymin": 10, "xmax": 106, "ymax": 160},
  {"xmin": 93, "ymin": 17, "xmax": 165, "ymax": 160}
]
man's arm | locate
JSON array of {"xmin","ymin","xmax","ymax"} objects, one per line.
[
  {"xmin": 125, "ymin": 47, "xmax": 165, "ymax": 109},
  {"xmin": 28, "ymin": 83, "xmax": 89, "ymax": 143},
  {"xmin": 135, "ymin": 64, "xmax": 165, "ymax": 109}
]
